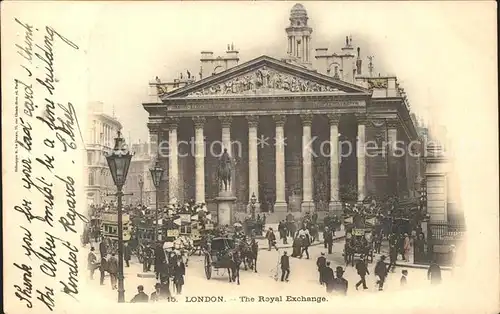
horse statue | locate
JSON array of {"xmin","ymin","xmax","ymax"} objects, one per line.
[{"xmin": 218, "ymin": 148, "xmax": 232, "ymax": 191}]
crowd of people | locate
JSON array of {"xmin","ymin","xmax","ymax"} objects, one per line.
[{"xmin": 86, "ymin": 195, "xmax": 444, "ymax": 300}]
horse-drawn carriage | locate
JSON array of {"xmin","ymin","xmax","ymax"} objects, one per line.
[
  {"xmin": 343, "ymin": 214, "xmax": 378, "ymax": 265},
  {"xmin": 204, "ymin": 236, "xmax": 240, "ymax": 283}
]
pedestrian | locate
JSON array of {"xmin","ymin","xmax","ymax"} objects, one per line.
[
  {"xmin": 299, "ymin": 231, "xmax": 310, "ymax": 259},
  {"xmin": 399, "ymin": 233, "xmax": 406, "ymax": 261},
  {"xmin": 288, "ymin": 220, "xmax": 297, "ymax": 239},
  {"xmin": 427, "ymin": 260, "xmax": 442, "ymax": 285},
  {"xmin": 278, "ymin": 221, "xmax": 288, "ymax": 245},
  {"xmin": 389, "ymin": 244, "xmax": 397, "ymax": 272},
  {"xmin": 403, "ymin": 233, "xmax": 411, "ymax": 261},
  {"xmin": 265, "ymin": 228, "xmax": 278, "ymax": 251},
  {"xmin": 87, "ymin": 247, "xmax": 97, "ymax": 280},
  {"xmin": 107, "ymin": 252, "xmax": 118, "ymax": 290},
  {"xmin": 331, "ymin": 266, "xmax": 348, "ymax": 295},
  {"xmin": 291, "ymin": 235, "xmax": 301, "ymax": 258},
  {"xmin": 400, "ymin": 269, "xmax": 408, "ymax": 286},
  {"xmin": 99, "ymin": 239, "xmax": 107, "ymax": 258},
  {"xmin": 99, "ymin": 255, "xmax": 107, "ymax": 286},
  {"xmin": 124, "ymin": 242, "xmax": 131, "ymax": 267},
  {"xmin": 323, "ymin": 227, "xmax": 334, "ymax": 254},
  {"xmin": 130, "ymin": 285, "xmax": 149, "ymax": 303},
  {"xmin": 316, "ymin": 252, "xmax": 327, "ymax": 285},
  {"xmin": 279, "ymin": 251, "xmax": 290, "ymax": 282},
  {"xmin": 374, "ymin": 255, "xmax": 388, "ymax": 291},
  {"xmin": 150, "ymin": 283, "xmax": 162, "ymax": 302},
  {"xmin": 173, "ymin": 259, "xmax": 186, "ymax": 295},
  {"xmin": 355, "ymin": 255, "xmax": 370, "ymax": 290},
  {"xmin": 145, "ymin": 243, "xmax": 154, "ymax": 272},
  {"xmin": 374, "ymin": 233, "xmax": 382, "ymax": 254},
  {"xmin": 324, "ymin": 262, "xmax": 335, "ymax": 293}
]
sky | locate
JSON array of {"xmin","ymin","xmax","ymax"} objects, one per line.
[{"xmin": 83, "ymin": 1, "xmax": 495, "ymax": 143}]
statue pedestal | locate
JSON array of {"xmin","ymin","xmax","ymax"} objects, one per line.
[{"xmin": 215, "ymin": 190, "xmax": 236, "ymax": 226}]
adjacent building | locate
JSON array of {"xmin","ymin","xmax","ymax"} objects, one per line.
[
  {"xmin": 85, "ymin": 101, "xmax": 123, "ymax": 205},
  {"xmin": 143, "ymin": 3, "xmax": 422, "ymax": 221},
  {"xmin": 122, "ymin": 142, "xmax": 156, "ymax": 206}
]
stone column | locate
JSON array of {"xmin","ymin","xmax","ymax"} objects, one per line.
[
  {"xmin": 247, "ymin": 116, "xmax": 260, "ymax": 212},
  {"xmin": 301, "ymin": 114, "xmax": 315, "ymax": 212},
  {"xmin": 193, "ymin": 116, "xmax": 206, "ymax": 204},
  {"xmin": 356, "ymin": 114, "xmax": 367, "ymax": 202},
  {"xmin": 328, "ymin": 113, "xmax": 342, "ymax": 214},
  {"xmin": 387, "ymin": 119, "xmax": 399, "ymax": 196},
  {"xmin": 167, "ymin": 118, "xmax": 179, "ymax": 204},
  {"xmin": 273, "ymin": 115, "xmax": 288, "ymax": 214},
  {"xmin": 219, "ymin": 116, "xmax": 234, "ymax": 193}
]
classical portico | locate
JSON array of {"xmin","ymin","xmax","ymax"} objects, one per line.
[{"xmin": 143, "ymin": 4, "xmax": 421, "ymax": 222}]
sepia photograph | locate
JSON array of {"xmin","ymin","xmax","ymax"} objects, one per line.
[{"xmin": 1, "ymin": 1, "xmax": 498, "ymax": 313}]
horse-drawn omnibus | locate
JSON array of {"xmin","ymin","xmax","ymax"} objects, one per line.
[
  {"xmin": 100, "ymin": 212, "xmax": 131, "ymax": 251},
  {"xmin": 343, "ymin": 215, "xmax": 378, "ymax": 265}
]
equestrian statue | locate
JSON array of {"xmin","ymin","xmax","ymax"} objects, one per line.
[{"xmin": 218, "ymin": 148, "xmax": 232, "ymax": 192}]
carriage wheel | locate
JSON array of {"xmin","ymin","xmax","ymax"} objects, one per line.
[{"xmin": 204, "ymin": 256, "xmax": 212, "ymax": 280}]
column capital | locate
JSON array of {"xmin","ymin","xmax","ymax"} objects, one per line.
[
  {"xmin": 193, "ymin": 116, "xmax": 206, "ymax": 129},
  {"xmin": 386, "ymin": 119, "xmax": 400, "ymax": 129},
  {"xmin": 273, "ymin": 114, "xmax": 287, "ymax": 127},
  {"xmin": 147, "ymin": 122, "xmax": 162, "ymax": 132},
  {"xmin": 327, "ymin": 113, "xmax": 341, "ymax": 125},
  {"xmin": 219, "ymin": 116, "xmax": 232, "ymax": 128},
  {"xmin": 165, "ymin": 117, "xmax": 179, "ymax": 130},
  {"xmin": 300, "ymin": 113, "xmax": 313, "ymax": 126},
  {"xmin": 246, "ymin": 115, "xmax": 259, "ymax": 128},
  {"xmin": 355, "ymin": 113, "xmax": 368, "ymax": 125}
]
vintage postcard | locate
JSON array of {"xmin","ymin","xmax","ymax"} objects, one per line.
[{"xmin": 1, "ymin": 1, "xmax": 498, "ymax": 313}]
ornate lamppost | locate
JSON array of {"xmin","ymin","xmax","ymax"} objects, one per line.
[
  {"xmin": 104, "ymin": 131, "xmax": 133, "ymax": 303},
  {"xmin": 138, "ymin": 175, "xmax": 144, "ymax": 206},
  {"xmin": 250, "ymin": 192, "xmax": 257, "ymax": 220},
  {"xmin": 149, "ymin": 157, "xmax": 164, "ymax": 241}
]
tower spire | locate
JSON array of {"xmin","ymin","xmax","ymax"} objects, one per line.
[{"xmin": 285, "ymin": 3, "xmax": 313, "ymax": 67}]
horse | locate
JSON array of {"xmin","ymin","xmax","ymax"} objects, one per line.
[
  {"xmin": 174, "ymin": 236, "xmax": 193, "ymax": 267},
  {"xmin": 235, "ymin": 239, "xmax": 257, "ymax": 272},
  {"xmin": 227, "ymin": 250, "xmax": 241, "ymax": 285}
]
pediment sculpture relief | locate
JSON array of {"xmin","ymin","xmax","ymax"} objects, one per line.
[{"xmin": 187, "ymin": 66, "xmax": 342, "ymax": 96}]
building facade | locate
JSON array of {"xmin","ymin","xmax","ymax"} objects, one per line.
[
  {"xmin": 423, "ymin": 127, "xmax": 463, "ymax": 224},
  {"xmin": 143, "ymin": 4, "xmax": 421, "ymax": 219},
  {"xmin": 85, "ymin": 101, "xmax": 123, "ymax": 205},
  {"xmin": 123, "ymin": 142, "xmax": 156, "ymax": 206}
]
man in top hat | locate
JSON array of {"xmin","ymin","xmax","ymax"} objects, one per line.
[
  {"xmin": 150, "ymin": 283, "xmax": 162, "ymax": 302},
  {"xmin": 374, "ymin": 255, "xmax": 389, "ymax": 291},
  {"xmin": 316, "ymin": 252, "xmax": 327, "ymax": 285},
  {"xmin": 324, "ymin": 262, "xmax": 335, "ymax": 293},
  {"xmin": 355, "ymin": 255, "xmax": 370, "ymax": 290},
  {"xmin": 279, "ymin": 251, "xmax": 290, "ymax": 282},
  {"xmin": 331, "ymin": 266, "xmax": 348, "ymax": 295},
  {"xmin": 265, "ymin": 227, "xmax": 278, "ymax": 251}
]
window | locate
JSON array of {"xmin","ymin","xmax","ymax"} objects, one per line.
[
  {"xmin": 87, "ymin": 152, "xmax": 93, "ymax": 165},
  {"xmin": 89, "ymin": 171, "xmax": 95, "ymax": 185}
]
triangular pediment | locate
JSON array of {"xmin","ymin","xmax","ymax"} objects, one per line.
[{"xmin": 161, "ymin": 55, "xmax": 370, "ymax": 99}]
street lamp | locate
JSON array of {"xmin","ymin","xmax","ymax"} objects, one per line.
[
  {"xmin": 104, "ymin": 130, "xmax": 133, "ymax": 303},
  {"xmin": 149, "ymin": 157, "xmax": 164, "ymax": 241},
  {"xmin": 250, "ymin": 192, "xmax": 257, "ymax": 220},
  {"xmin": 138, "ymin": 176, "xmax": 144, "ymax": 206}
]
